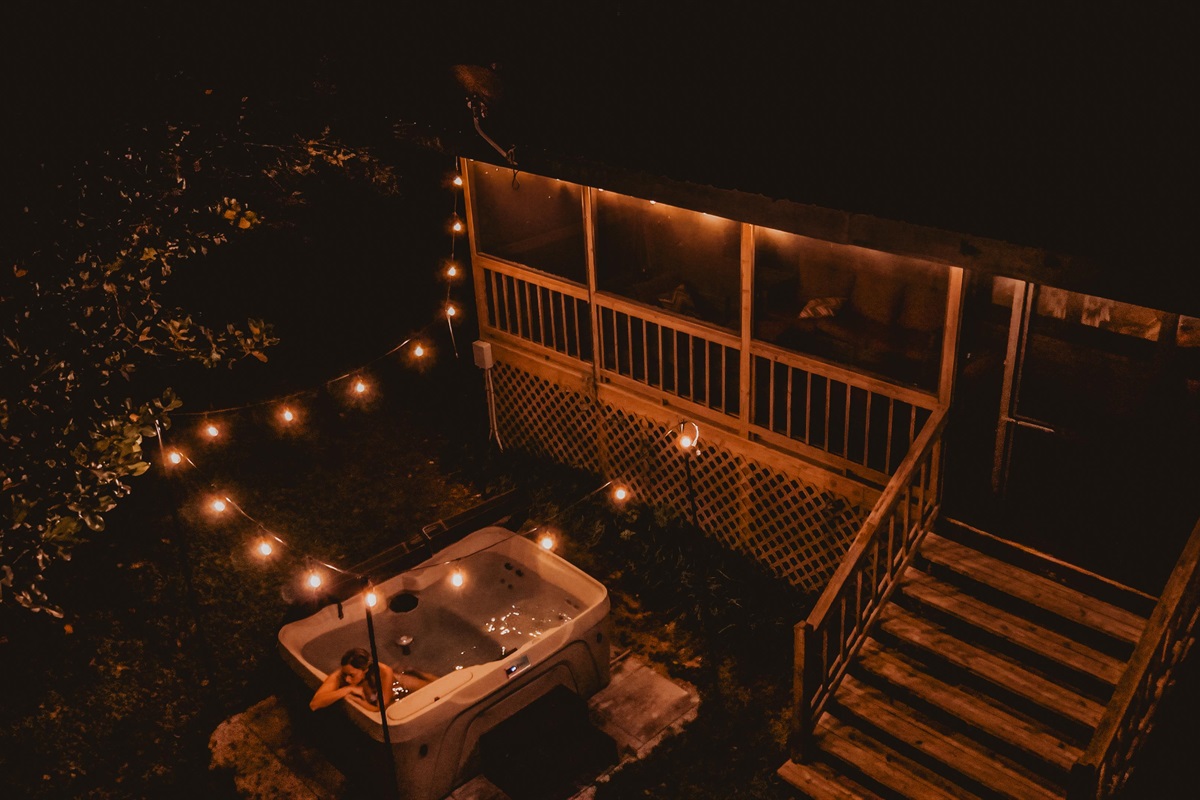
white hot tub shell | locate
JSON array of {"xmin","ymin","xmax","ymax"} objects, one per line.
[{"xmin": 278, "ymin": 526, "xmax": 611, "ymax": 800}]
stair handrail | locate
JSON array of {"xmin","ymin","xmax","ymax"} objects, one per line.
[
  {"xmin": 1069, "ymin": 514, "xmax": 1200, "ymax": 800},
  {"xmin": 791, "ymin": 405, "xmax": 948, "ymax": 760}
]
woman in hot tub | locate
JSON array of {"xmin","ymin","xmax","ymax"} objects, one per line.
[{"xmin": 310, "ymin": 647, "xmax": 435, "ymax": 712}]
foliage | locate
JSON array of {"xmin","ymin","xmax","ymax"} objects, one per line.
[{"xmin": 0, "ymin": 102, "xmax": 399, "ymax": 616}]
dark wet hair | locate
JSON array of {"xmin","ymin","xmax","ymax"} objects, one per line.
[{"xmin": 341, "ymin": 647, "xmax": 371, "ymax": 670}]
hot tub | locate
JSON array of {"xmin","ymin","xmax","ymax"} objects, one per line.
[{"xmin": 278, "ymin": 526, "xmax": 611, "ymax": 800}]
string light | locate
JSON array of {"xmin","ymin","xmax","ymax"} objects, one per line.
[
  {"xmin": 539, "ymin": 534, "xmax": 555, "ymax": 551},
  {"xmin": 211, "ymin": 498, "xmax": 228, "ymax": 513},
  {"xmin": 307, "ymin": 570, "xmax": 323, "ymax": 589},
  {"xmin": 413, "ymin": 344, "xmax": 425, "ymax": 357},
  {"xmin": 445, "ymin": 262, "xmax": 459, "ymax": 278},
  {"xmin": 281, "ymin": 408, "xmax": 295, "ymax": 423},
  {"xmin": 365, "ymin": 587, "xmax": 379, "ymax": 608},
  {"xmin": 452, "ymin": 174, "xmax": 463, "ymax": 187},
  {"xmin": 446, "ymin": 305, "xmax": 457, "ymax": 318},
  {"xmin": 168, "ymin": 451, "xmax": 183, "ymax": 465},
  {"xmin": 353, "ymin": 379, "xmax": 367, "ymax": 394},
  {"xmin": 205, "ymin": 424, "xmax": 220, "ymax": 438},
  {"xmin": 450, "ymin": 216, "xmax": 463, "ymax": 233},
  {"xmin": 257, "ymin": 538, "xmax": 273, "ymax": 557},
  {"xmin": 450, "ymin": 570, "xmax": 465, "ymax": 588},
  {"xmin": 612, "ymin": 485, "xmax": 629, "ymax": 503}
]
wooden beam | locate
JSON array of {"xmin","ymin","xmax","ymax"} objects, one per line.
[
  {"xmin": 739, "ymin": 222, "xmax": 754, "ymax": 437},
  {"xmin": 461, "ymin": 157, "xmax": 489, "ymax": 333},
  {"xmin": 938, "ymin": 267, "xmax": 965, "ymax": 409}
]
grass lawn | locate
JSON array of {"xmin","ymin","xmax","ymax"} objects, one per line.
[{"xmin": 0, "ymin": 352, "xmax": 812, "ymax": 799}]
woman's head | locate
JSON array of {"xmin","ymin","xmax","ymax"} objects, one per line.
[
  {"xmin": 339, "ymin": 647, "xmax": 372, "ymax": 685},
  {"xmin": 341, "ymin": 648, "xmax": 371, "ymax": 670}
]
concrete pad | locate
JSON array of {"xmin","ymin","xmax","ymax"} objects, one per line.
[
  {"xmin": 211, "ymin": 655, "xmax": 699, "ymax": 800},
  {"xmin": 589, "ymin": 657, "xmax": 696, "ymax": 748}
]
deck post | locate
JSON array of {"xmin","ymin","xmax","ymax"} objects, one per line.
[{"xmin": 791, "ymin": 621, "xmax": 817, "ymax": 762}]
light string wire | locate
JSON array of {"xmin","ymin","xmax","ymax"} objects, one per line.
[
  {"xmin": 150, "ymin": 162, "xmax": 660, "ymax": 599},
  {"xmin": 156, "ymin": 164, "xmax": 471, "ymax": 590}
]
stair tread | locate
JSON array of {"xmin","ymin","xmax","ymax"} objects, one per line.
[
  {"xmin": 817, "ymin": 716, "xmax": 983, "ymax": 800},
  {"xmin": 900, "ymin": 567, "xmax": 1126, "ymax": 685},
  {"xmin": 879, "ymin": 605, "xmax": 1105, "ymax": 729},
  {"xmin": 835, "ymin": 675, "xmax": 1064, "ymax": 800},
  {"xmin": 857, "ymin": 639, "xmax": 1083, "ymax": 774},
  {"xmin": 920, "ymin": 533, "xmax": 1147, "ymax": 646},
  {"xmin": 778, "ymin": 758, "xmax": 887, "ymax": 800}
]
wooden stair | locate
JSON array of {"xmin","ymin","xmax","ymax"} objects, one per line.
[{"xmin": 780, "ymin": 529, "xmax": 1152, "ymax": 799}]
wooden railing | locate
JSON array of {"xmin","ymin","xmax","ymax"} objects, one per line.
[
  {"xmin": 790, "ymin": 407, "xmax": 947, "ymax": 760},
  {"xmin": 750, "ymin": 342, "xmax": 936, "ymax": 476},
  {"xmin": 1068, "ymin": 515, "xmax": 1200, "ymax": 800},
  {"xmin": 480, "ymin": 262, "xmax": 593, "ymax": 362},
  {"xmin": 476, "ymin": 262, "xmax": 942, "ymax": 475},
  {"xmin": 594, "ymin": 294, "xmax": 741, "ymax": 418}
]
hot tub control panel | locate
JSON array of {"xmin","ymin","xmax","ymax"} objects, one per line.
[{"xmin": 504, "ymin": 655, "xmax": 530, "ymax": 679}]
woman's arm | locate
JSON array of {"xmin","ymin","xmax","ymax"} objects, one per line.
[
  {"xmin": 345, "ymin": 663, "xmax": 395, "ymax": 711},
  {"xmin": 309, "ymin": 671, "xmax": 357, "ymax": 711}
]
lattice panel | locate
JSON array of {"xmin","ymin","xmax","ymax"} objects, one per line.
[
  {"xmin": 492, "ymin": 363, "xmax": 601, "ymax": 472},
  {"xmin": 491, "ymin": 359, "xmax": 869, "ymax": 591}
]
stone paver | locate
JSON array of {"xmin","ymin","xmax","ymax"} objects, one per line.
[{"xmin": 211, "ymin": 655, "xmax": 698, "ymax": 799}]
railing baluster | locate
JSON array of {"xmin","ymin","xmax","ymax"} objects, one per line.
[
  {"xmin": 523, "ymin": 280, "xmax": 534, "ymax": 340},
  {"xmin": 485, "ymin": 269, "xmax": 498, "ymax": 328},
  {"xmin": 499, "ymin": 272, "xmax": 511, "ymax": 332},
  {"xmin": 657, "ymin": 324, "xmax": 665, "ymax": 389},
  {"xmin": 609, "ymin": 305, "xmax": 618, "ymax": 371},
  {"xmin": 768, "ymin": 358, "xmax": 777, "ymax": 433},
  {"xmin": 625, "ymin": 312, "xmax": 633, "ymax": 377},
  {"xmin": 909, "ymin": 402, "xmax": 918, "ymax": 450},
  {"xmin": 885, "ymin": 398, "xmax": 895, "ymax": 473},
  {"xmin": 573, "ymin": 298, "xmax": 584, "ymax": 359},
  {"xmin": 700, "ymin": 338, "xmax": 709, "ymax": 407},
  {"xmin": 689, "ymin": 335, "xmax": 696, "ymax": 400},
  {"xmin": 823, "ymin": 377, "xmax": 832, "ymax": 453},
  {"xmin": 641, "ymin": 318, "xmax": 649, "ymax": 383},
  {"xmin": 556, "ymin": 292, "xmax": 566, "ymax": 354},
  {"xmin": 534, "ymin": 283, "xmax": 545, "ymax": 345},
  {"xmin": 785, "ymin": 365, "xmax": 794, "ymax": 439},
  {"xmin": 715, "ymin": 343, "xmax": 724, "ymax": 412},
  {"xmin": 672, "ymin": 326, "xmax": 680, "ymax": 393},
  {"xmin": 804, "ymin": 370, "xmax": 813, "ymax": 447},
  {"xmin": 903, "ymin": 483, "xmax": 912, "ymax": 544},
  {"xmin": 843, "ymin": 382, "xmax": 852, "ymax": 461},
  {"xmin": 868, "ymin": 393, "xmax": 878, "ymax": 472}
]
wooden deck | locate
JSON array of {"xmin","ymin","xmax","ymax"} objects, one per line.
[{"xmin": 779, "ymin": 529, "xmax": 1151, "ymax": 799}]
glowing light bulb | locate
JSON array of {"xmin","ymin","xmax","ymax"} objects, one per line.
[
  {"xmin": 307, "ymin": 571, "xmax": 322, "ymax": 589},
  {"xmin": 539, "ymin": 534, "xmax": 555, "ymax": 551},
  {"xmin": 446, "ymin": 305, "xmax": 457, "ymax": 318},
  {"xmin": 354, "ymin": 380, "xmax": 366, "ymax": 394},
  {"xmin": 451, "ymin": 219, "xmax": 463, "ymax": 233},
  {"xmin": 613, "ymin": 486, "xmax": 629, "ymax": 502},
  {"xmin": 168, "ymin": 451, "xmax": 183, "ymax": 465},
  {"xmin": 281, "ymin": 408, "xmax": 295, "ymax": 422},
  {"xmin": 680, "ymin": 435, "xmax": 693, "ymax": 449},
  {"xmin": 257, "ymin": 539, "xmax": 273, "ymax": 557},
  {"xmin": 414, "ymin": 344, "xmax": 425, "ymax": 357},
  {"xmin": 205, "ymin": 424, "xmax": 219, "ymax": 438},
  {"xmin": 450, "ymin": 570, "xmax": 465, "ymax": 588},
  {"xmin": 446, "ymin": 263, "xmax": 458, "ymax": 278},
  {"xmin": 211, "ymin": 498, "xmax": 227, "ymax": 513},
  {"xmin": 452, "ymin": 175, "xmax": 463, "ymax": 187},
  {"xmin": 649, "ymin": 200, "xmax": 657, "ymax": 205},
  {"xmin": 365, "ymin": 589, "xmax": 379, "ymax": 608}
]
